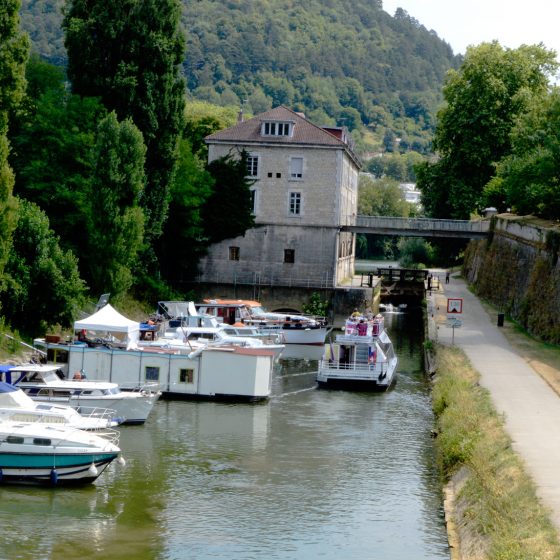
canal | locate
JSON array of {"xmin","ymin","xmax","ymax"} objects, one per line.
[{"xmin": 0, "ymin": 307, "xmax": 450, "ymax": 560}]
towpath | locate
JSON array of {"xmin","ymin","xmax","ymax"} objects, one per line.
[{"xmin": 429, "ymin": 272, "xmax": 560, "ymax": 530}]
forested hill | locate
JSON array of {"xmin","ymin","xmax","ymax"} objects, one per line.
[{"xmin": 20, "ymin": 0, "xmax": 460, "ymax": 152}]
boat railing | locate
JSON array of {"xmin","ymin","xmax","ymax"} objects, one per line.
[
  {"xmin": 94, "ymin": 427, "xmax": 120, "ymax": 446},
  {"xmin": 72, "ymin": 405, "xmax": 119, "ymax": 422},
  {"xmin": 119, "ymin": 382, "xmax": 161, "ymax": 395},
  {"xmin": 319, "ymin": 359, "xmax": 388, "ymax": 376},
  {"xmin": 334, "ymin": 333, "xmax": 379, "ymax": 344}
]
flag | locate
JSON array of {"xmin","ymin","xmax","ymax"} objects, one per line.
[{"xmin": 368, "ymin": 346, "xmax": 376, "ymax": 364}]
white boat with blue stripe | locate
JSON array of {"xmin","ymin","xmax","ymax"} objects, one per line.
[{"xmin": 0, "ymin": 421, "xmax": 123, "ymax": 486}]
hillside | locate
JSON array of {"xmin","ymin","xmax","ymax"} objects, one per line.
[{"xmin": 19, "ymin": 0, "xmax": 460, "ymax": 154}]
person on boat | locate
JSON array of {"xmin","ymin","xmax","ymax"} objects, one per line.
[
  {"xmin": 72, "ymin": 371, "xmax": 82, "ymax": 380},
  {"xmin": 357, "ymin": 319, "xmax": 368, "ymax": 336},
  {"xmin": 351, "ymin": 308, "xmax": 361, "ymax": 318}
]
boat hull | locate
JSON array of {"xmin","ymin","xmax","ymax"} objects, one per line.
[
  {"xmin": 0, "ymin": 453, "xmax": 118, "ymax": 486},
  {"xmin": 281, "ymin": 327, "xmax": 329, "ymax": 345}
]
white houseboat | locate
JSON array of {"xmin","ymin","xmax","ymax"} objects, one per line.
[
  {"xmin": 317, "ymin": 314, "xmax": 398, "ymax": 391},
  {"xmin": 34, "ymin": 304, "xmax": 277, "ymax": 402}
]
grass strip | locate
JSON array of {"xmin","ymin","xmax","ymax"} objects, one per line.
[{"xmin": 433, "ymin": 344, "xmax": 560, "ymax": 560}]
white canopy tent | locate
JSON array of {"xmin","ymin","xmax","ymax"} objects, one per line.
[{"xmin": 74, "ymin": 304, "xmax": 140, "ymax": 347}]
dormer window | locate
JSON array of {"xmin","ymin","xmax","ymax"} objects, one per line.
[{"xmin": 261, "ymin": 121, "xmax": 293, "ymax": 137}]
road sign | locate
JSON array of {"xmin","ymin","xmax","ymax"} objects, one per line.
[
  {"xmin": 446, "ymin": 317, "xmax": 463, "ymax": 328},
  {"xmin": 447, "ymin": 298, "xmax": 463, "ymax": 314}
]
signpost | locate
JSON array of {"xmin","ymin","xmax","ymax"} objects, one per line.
[{"xmin": 446, "ymin": 298, "xmax": 464, "ymax": 344}]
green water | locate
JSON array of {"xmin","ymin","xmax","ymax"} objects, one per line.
[{"xmin": 0, "ymin": 308, "xmax": 449, "ymax": 560}]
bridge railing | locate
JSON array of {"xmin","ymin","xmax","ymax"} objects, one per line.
[{"xmin": 355, "ymin": 215, "xmax": 490, "ymax": 233}]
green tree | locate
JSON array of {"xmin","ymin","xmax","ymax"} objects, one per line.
[
  {"xmin": 1, "ymin": 198, "xmax": 86, "ymax": 336},
  {"xmin": 64, "ymin": 0, "xmax": 186, "ymax": 243},
  {"xmin": 158, "ymin": 137, "xmax": 213, "ymax": 285},
  {"xmin": 486, "ymin": 90, "xmax": 560, "ymax": 219},
  {"xmin": 418, "ymin": 42, "xmax": 557, "ymax": 219},
  {"xmin": 0, "ymin": 0, "xmax": 29, "ymax": 291},
  {"xmin": 358, "ymin": 175, "xmax": 411, "ymax": 217},
  {"xmin": 10, "ymin": 82, "xmax": 107, "ymax": 260},
  {"xmin": 202, "ymin": 151, "xmax": 255, "ymax": 244},
  {"xmin": 88, "ymin": 112, "xmax": 146, "ymax": 298}
]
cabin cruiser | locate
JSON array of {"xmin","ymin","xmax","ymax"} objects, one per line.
[
  {"xmin": 0, "ymin": 420, "xmax": 123, "ymax": 486},
  {"xmin": 141, "ymin": 324, "xmax": 285, "ymax": 359},
  {"xmin": 195, "ymin": 299, "xmax": 330, "ymax": 345},
  {"xmin": 1, "ymin": 364, "xmax": 160, "ymax": 425},
  {"xmin": 0, "ymin": 381, "xmax": 122, "ymax": 429},
  {"xmin": 317, "ymin": 314, "xmax": 398, "ymax": 391}
]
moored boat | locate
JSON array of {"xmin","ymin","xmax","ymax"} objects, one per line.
[
  {"xmin": 196, "ymin": 299, "xmax": 330, "ymax": 345},
  {"xmin": 32, "ymin": 303, "xmax": 277, "ymax": 402},
  {"xmin": 0, "ymin": 381, "xmax": 122, "ymax": 429},
  {"xmin": 317, "ymin": 314, "xmax": 398, "ymax": 391},
  {"xmin": 1, "ymin": 364, "xmax": 160, "ymax": 425},
  {"xmin": 0, "ymin": 420, "xmax": 123, "ymax": 486}
]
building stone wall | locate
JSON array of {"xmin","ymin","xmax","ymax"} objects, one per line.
[
  {"xmin": 201, "ymin": 131, "xmax": 359, "ymax": 288},
  {"xmin": 197, "ymin": 224, "xmax": 339, "ymax": 287}
]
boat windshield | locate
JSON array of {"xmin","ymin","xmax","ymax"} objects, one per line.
[{"xmin": 250, "ymin": 306, "xmax": 267, "ymax": 315}]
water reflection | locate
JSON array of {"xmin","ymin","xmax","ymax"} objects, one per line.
[{"xmin": 0, "ymin": 307, "xmax": 449, "ymax": 560}]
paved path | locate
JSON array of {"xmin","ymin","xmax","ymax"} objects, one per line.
[{"xmin": 432, "ymin": 274, "xmax": 560, "ymax": 530}]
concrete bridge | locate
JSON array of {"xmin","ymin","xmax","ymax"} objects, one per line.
[{"xmin": 343, "ymin": 215, "xmax": 490, "ymax": 239}]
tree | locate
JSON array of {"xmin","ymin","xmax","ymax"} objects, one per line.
[
  {"xmin": 87, "ymin": 112, "xmax": 146, "ymax": 298},
  {"xmin": 1, "ymin": 199, "xmax": 86, "ymax": 336},
  {"xmin": 10, "ymin": 80, "xmax": 107, "ymax": 261},
  {"xmin": 64, "ymin": 0, "xmax": 186, "ymax": 244},
  {"xmin": 358, "ymin": 175, "xmax": 411, "ymax": 217},
  {"xmin": 485, "ymin": 90, "xmax": 560, "ymax": 219},
  {"xmin": 418, "ymin": 42, "xmax": 557, "ymax": 219},
  {"xmin": 202, "ymin": 151, "xmax": 255, "ymax": 244},
  {"xmin": 158, "ymin": 137, "xmax": 213, "ymax": 285},
  {"xmin": 0, "ymin": 0, "xmax": 29, "ymax": 291}
]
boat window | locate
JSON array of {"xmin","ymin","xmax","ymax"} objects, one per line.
[
  {"xmin": 6, "ymin": 436, "xmax": 24, "ymax": 444},
  {"xmin": 179, "ymin": 368, "xmax": 194, "ymax": 384},
  {"xmin": 33, "ymin": 438, "xmax": 51, "ymax": 446},
  {"xmin": 53, "ymin": 390, "xmax": 70, "ymax": 397},
  {"xmin": 145, "ymin": 366, "xmax": 160, "ymax": 382},
  {"xmin": 109, "ymin": 388, "xmax": 120, "ymax": 395}
]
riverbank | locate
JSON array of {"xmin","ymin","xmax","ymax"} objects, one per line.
[{"xmin": 427, "ymin": 273, "xmax": 560, "ymax": 559}]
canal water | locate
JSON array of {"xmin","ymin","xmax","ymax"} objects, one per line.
[{"xmin": 0, "ymin": 308, "xmax": 450, "ymax": 560}]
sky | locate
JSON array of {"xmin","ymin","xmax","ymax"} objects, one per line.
[{"xmin": 382, "ymin": 0, "xmax": 560, "ymax": 58}]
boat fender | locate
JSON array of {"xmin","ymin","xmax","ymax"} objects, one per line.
[
  {"xmin": 50, "ymin": 468, "xmax": 58, "ymax": 486},
  {"xmin": 187, "ymin": 347, "xmax": 204, "ymax": 359},
  {"xmin": 117, "ymin": 455, "xmax": 126, "ymax": 467},
  {"xmin": 88, "ymin": 463, "xmax": 99, "ymax": 477}
]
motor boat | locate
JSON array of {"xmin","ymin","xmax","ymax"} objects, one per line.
[
  {"xmin": 317, "ymin": 313, "xmax": 398, "ymax": 391},
  {"xmin": 0, "ymin": 419, "xmax": 123, "ymax": 486},
  {"xmin": 0, "ymin": 364, "xmax": 160, "ymax": 425},
  {"xmin": 0, "ymin": 381, "xmax": 122, "ymax": 429}
]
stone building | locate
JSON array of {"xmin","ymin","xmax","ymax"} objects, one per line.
[{"xmin": 198, "ymin": 106, "xmax": 361, "ymax": 288}]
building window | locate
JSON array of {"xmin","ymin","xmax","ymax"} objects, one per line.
[
  {"xmin": 179, "ymin": 368, "xmax": 194, "ymax": 383},
  {"xmin": 289, "ymin": 192, "xmax": 301, "ymax": 215},
  {"xmin": 145, "ymin": 366, "xmax": 159, "ymax": 382},
  {"xmin": 276, "ymin": 172, "xmax": 281, "ymax": 178},
  {"xmin": 284, "ymin": 249, "xmax": 295, "ymax": 263},
  {"xmin": 262, "ymin": 121, "xmax": 292, "ymax": 136},
  {"xmin": 250, "ymin": 189, "xmax": 256, "ymax": 214},
  {"xmin": 246, "ymin": 155, "xmax": 259, "ymax": 177},
  {"xmin": 290, "ymin": 157, "xmax": 303, "ymax": 179},
  {"xmin": 229, "ymin": 246, "xmax": 240, "ymax": 261}
]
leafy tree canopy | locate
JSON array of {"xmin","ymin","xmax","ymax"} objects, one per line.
[
  {"xmin": 1, "ymin": 198, "xmax": 86, "ymax": 336},
  {"xmin": 418, "ymin": 42, "xmax": 558, "ymax": 219}
]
